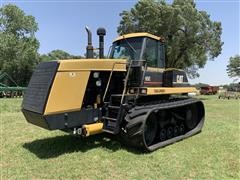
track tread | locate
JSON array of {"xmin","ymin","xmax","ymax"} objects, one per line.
[{"xmin": 121, "ymin": 97, "xmax": 205, "ymax": 151}]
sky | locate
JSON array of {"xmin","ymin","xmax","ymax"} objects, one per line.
[{"xmin": 1, "ymin": 0, "xmax": 239, "ymax": 85}]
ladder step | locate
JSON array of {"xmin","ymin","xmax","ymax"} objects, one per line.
[
  {"xmin": 110, "ymin": 94, "xmax": 123, "ymax": 97},
  {"xmin": 103, "ymin": 94, "xmax": 125, "ymax": 135},
  {"xmin": 108, "ymin": 105, "xmax": 120, "ymax": 109},
  {"xmin": 102, "ymin": 116, "xmax": 117, "ymax": 121},
  {"xmin": 102, "ymin": 129, "xmax": 115, "ymax": 134},
  {"xmin": 104, "ymin": 101, "xmax": 110, "ymax": 105},
  {"xmin": 106, "ymin": 121, "xmax": 116, "ymax": 128},
  {"xmin": 103, "ymin": 122, "xmax": 119, "ymax": 134}
]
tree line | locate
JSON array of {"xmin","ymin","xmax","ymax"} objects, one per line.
[
  {"xmin": 0, "ymin": 1, "xmax": 239, "ymax": 87},
  {"xmin": 0, "ymin": 5, "xmax": 82, "ymax": 86}
]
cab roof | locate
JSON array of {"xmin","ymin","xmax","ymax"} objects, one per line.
[{"xmin": 113, "ymin": 32, "xmax": 163, "ymax": 42}]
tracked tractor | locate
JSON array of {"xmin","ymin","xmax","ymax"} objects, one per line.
[{"xmin": 22, "ymin": 27, "xmax": 205, "ymax": 151}]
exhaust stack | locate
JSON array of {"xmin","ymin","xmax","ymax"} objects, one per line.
[
  {"xmin": 97, "ymin": 27, "xmax": 106, "ymax": 59},
  {"xmin": 85, "ymin": 26, "xmax": 94, "ymax": 58}
]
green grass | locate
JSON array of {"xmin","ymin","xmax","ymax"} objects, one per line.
[{"xmin": 1, "ymin": 96, "xmax": 240, "ymax": 179}]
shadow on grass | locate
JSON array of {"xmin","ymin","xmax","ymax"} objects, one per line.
[
  {"xmin": 197, "ymin": 98, "xmax": 209, "ymax": 101},
  {"xmin": 196, "ymin": 95, "xmax": 219, "ymax": 101},
  {"xmin": 23, "ymin": 133, "xmax": 142, "ymax": 159}
]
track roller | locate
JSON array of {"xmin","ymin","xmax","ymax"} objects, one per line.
[
  {"xmin": 179, "ymin": 124, "xmax": 185, "ymax": 135},
  {"xmin": 166, "ymin": 126, "xmax": 173, "ymax": 139},
  {"xmin": 173, "ymin": 125, "xmax": 179, "ymax": 137},
  {"xmin": 159, "ymin": 128, "xmax": 167, "ymax": 141}
]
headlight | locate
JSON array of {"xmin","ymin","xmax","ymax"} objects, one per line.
[
  {"xmin": 93, "ymin": 72, "xmax": 100, "ymax": 78},
  {"xmin": 96, "ymin": 80, "xmax": 101, "ymax": 86},
  {"xmin": 129, "ymin": 88, "xmax": 135, "ymax": 94},
  {"xmin": 140, "ymin": 88, "xmax": 147, "ymax": 94}
]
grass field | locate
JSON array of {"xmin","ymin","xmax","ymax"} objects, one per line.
[{"xmin": 1, "ymin": 95, "xmax": 239, "ymax": 179}]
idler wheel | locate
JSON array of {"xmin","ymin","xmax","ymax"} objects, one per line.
[
  {"xmin": 143, "ymin": 113, "xmax": 157, "ymax": 146},
  {"xmin": 185, "ymin": 104, "xmax": 198, "ymax": 130}
]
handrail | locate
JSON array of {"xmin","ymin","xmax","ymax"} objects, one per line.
[
  {"xmin": 103, "ymin": 60, "xmax": 146, "ymax": 105},
  {"xmin": 140, "ymin": 63, "xmax": 147, "ymax": 86},
  {"xmin": 120, "ymin": 60, "xmax": 146, "ymax": 104},
  {"xmin": 120, "ymin": 60, "xmax": 133, "ymax": 104},
  {"xmin": 103, "ymin": 61, "xmax": 129, "ymax": 102}
]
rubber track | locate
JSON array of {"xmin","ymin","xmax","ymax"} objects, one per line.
[{"xmin": 121, "ymin": 98, "xmax": 205, "ymax": 151}]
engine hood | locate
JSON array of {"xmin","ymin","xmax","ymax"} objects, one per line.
[{"xmin": 57, "ymin": 59, "xmax": 127, "ymax": 72}]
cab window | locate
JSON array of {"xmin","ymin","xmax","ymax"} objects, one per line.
[
  {"xmin": 143, "ymin": 38, "xmax": 158, "ymax": 67},
  {"xmin": 110, "ymin": 37, "xmax": 143, "ymax": 60}
]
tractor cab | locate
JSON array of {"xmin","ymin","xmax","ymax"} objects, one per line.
[
  {"xmin": 110, "ymin": 33, "xmax": 189, "ymax": 88},
  {"xmin": 109, "ymin": 33, "xmax": 165, "ymax": 68}
]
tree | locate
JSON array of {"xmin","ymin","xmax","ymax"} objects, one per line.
[
  {"xmin": 227, "ymin": 55, "xmax": 240, "ymax": 78},
  {"xmin": 0, "ymin": 4, "xmax": 39, "ymax": 86},
  {"xmin": 39, "ymin": 49, "xmax": 83, "ymax": 62},
  {"xmin": 117, "ymin": 0, "xmax": 223, "ymax": 77},
  {"xmin": 193, "ymin": 83, "xmax": 209, "ymax": 90}
]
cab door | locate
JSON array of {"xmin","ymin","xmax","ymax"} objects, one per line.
[{"xmin": 143, "ymin": 38, "xmax": 164, "ymax": 87}]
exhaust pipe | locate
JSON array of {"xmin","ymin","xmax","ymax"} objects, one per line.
[
  {"xmin": 97, "ymin": 27, "xmax": 106, "ymax": 59},
  {"xmin": 85, "ymin": 26, "xmax": 94, "ymax": 59}
]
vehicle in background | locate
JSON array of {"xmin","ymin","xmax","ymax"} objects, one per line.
[
  {"xmin": 218, "ymin": 84, "xmax": 240, "ymax": 99},
  {"xmin": 200, "ymin": 86, "xmax": 218, "ymax": 95},
  {"xmin": 188, "ymin": 92, "xmax": 197, "ymax": 97}
]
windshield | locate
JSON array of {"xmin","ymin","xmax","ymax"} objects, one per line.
[{"xmin": 110, "ymin": 37, "xmax": 143, "ymax": 60}]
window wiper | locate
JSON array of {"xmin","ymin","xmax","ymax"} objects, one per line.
[
  {"xmin": 107, "ymin": 45, "xmax": 112, "ymax": 58},
  {"xmin": 122, "ymin": 36, "xmax": 136, "ymax": 53}
]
